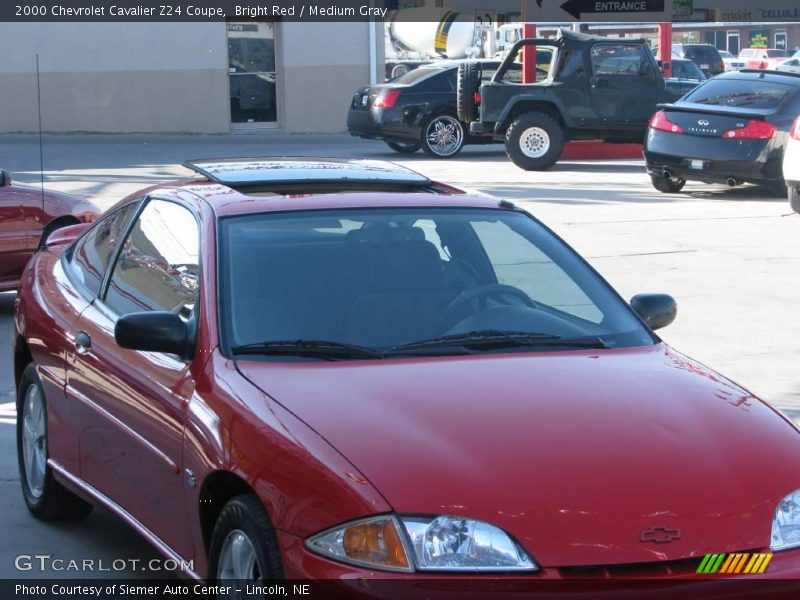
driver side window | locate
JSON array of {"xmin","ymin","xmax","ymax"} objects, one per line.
[
  {"xmin": 103, "ymin": 199, "xmax": 199, "ymax": 319},
  {"xmin": 590, "ymin": 44, "xmax": 651, "ymax": 77}
]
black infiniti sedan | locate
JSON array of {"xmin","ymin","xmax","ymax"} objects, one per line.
[
  {"xmin": 645, "ymin": 69, "xmax": 800, "ymax": 194},
  {"xmin": 347, "ymin": 60, "xmax": 505, "ymax": 158}
]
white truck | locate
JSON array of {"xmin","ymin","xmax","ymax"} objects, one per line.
[{"xmin": 385, "ymin": 8, "xmax": 494, "ymax": 79}]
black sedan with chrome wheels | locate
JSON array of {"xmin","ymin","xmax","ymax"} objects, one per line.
[
  {"xmin": 644, "ymin": 70, "xmax": 800, "ymax": 195},
  {"xmin": 347, "ymin": 60, "xmax": 501, "ymax": 158}
]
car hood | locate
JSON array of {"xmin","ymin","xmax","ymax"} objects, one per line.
[{"xmin": 238, "ymin": 344, "xmax": 800, "ymax": 567}]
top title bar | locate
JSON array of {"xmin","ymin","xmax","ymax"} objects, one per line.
[{"xmin": 2, "ymin": 0, "xmax": 800, "ymax": 22}]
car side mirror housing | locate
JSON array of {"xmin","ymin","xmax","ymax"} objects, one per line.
[
  {"xmin": 0, "ymin": 169, "xmax": 11, "ymax": 186},
  {"xmin": 43, "ymin": 223, "xmax": 90, "ymax": 248},
  {"xmin": 630, "ymin": 293, "xmax": 677, "ymax": 331},
  {"xmin": 115, "ymin": 311, "xmax": 194, "ymax": 358}
]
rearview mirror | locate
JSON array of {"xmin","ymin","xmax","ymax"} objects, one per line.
[
  {"xmin": 630, "ymin": 294, "xmax": 677, "ymax": 331},
  {"xmin": 0, "ymin": 169, "xmax": 11, "ymax": 186},
  {"xmin": 115, "ymin": 311, "xmax": 194, "ymax": 358}
]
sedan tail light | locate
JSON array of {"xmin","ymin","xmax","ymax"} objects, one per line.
[
  {"xmin": 374, "ymin": 89, "xmax": 401, "ymax": 109},
  {"xmin": 791, "ymin": 117, "xmax": 800, "ymax": 140},
  {"xmin": 722, "ymin": 119, "xmax": 777, "ymax": 140},
  {"xmin": 649, "ymin": 110, "xmax": 683, "ymax": 134}
]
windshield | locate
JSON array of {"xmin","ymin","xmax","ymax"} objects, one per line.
[
  {"xmin": 673, "ymin": 60, "xmax": 705, "ymax": 80},
  {"xmin": 220, "ymin": 208, "xmax": 654, "ymax": 357},
  {"xmin": 683, "ymin": 78, "xmax": 794, "ymax": 109}
]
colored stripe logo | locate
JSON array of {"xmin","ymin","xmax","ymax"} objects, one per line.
[
  {"xmin": 434, "ymin": 11, "xmax": 459, "ymax": 56},
  {"xmin": 697, "ymin": 553, "xmax": 772, "ymax": 574}
]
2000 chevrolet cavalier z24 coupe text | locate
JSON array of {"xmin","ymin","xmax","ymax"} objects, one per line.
[{"xmin": 13, "ymin": 158, "xmax": 800, "ymax": 596}]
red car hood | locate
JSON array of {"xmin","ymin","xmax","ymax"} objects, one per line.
[{"xmin": 238, "ymin": 344, "xmax": 800, "ymax": 567}]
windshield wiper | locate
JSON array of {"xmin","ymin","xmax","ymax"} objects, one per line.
[
  {"xmin": 389, "ymin": 330, "xmax": 608, "ymax": 354},
  {"xmin": 231, "ymin": 340, "xmax": 385, "ymax": 360}
]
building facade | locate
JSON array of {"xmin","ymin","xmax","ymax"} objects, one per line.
[{"xmin": 0, "ymin": 21, "xmax": 382, "ymax": 133}]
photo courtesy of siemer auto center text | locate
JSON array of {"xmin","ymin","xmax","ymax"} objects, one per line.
[{"xmin": 1, "ymin": 0, "xmax": 800, "ymax": 598}]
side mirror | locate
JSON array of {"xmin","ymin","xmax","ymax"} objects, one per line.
[
  {"xmin": 115, "ymin": 311, "xmax": 194, "ymax": 358},
  {"xmin": 630, "ymin": 293, "xmax": 677, "ymax": 331},
  {"xmin": 43, "ymin": 223, "xmax": 91, "ymax": 248},
  {"xmin": 0, "ymin": 169, "xmax": 11, "ymax": 186}
]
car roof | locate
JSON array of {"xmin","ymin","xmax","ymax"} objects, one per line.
[{"xmin": 134, "ymin": 158, "xmax": 502, "ymax": 217}]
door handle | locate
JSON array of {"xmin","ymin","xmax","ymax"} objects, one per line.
[{"xmin": 75, "ymin": 331, "xmax": 92, "ymax": 355}]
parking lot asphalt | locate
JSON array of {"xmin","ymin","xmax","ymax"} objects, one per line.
[{"xmin": 1, "ymin": 133, "xmax": 798, "ymax": 577}]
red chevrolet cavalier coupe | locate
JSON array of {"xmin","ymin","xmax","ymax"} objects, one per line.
[
  {"xmin": 0, "ymin": 168, "xmax": 99, "ymax": 292},
  {"xmin": 13, "ymin": 158, "xmax": 800, "ymax": 592}
]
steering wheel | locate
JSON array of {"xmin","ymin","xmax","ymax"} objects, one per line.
[{"xmin": 437, "ymin": 284, "xmax": 538, "ymax": 332}]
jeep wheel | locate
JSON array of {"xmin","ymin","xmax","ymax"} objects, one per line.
[
  {"xmin": 650, "ymin": 174, "xmax": 686, "ymax": 193},
  {"xmin": 457, "ymin": 62, "xmax": 481, "ymax": 122},
  {"xmin": 789, "ymin": 186, "xmax": 800, "ymax": 214},
  {"xmin": 422, "ymin": 114, "xmax": 465, "ymax": 158},
  {"xmin": 386, "ymin": 141, "xmax": 421, "ymax": 154},
  {"xmin": 505, "ymin": 112, "xmax": 564, "ymax": 171}
]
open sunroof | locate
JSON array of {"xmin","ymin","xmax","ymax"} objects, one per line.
[{"xmin": 183, "ymin": 157, "xmax": 432, "ymax": 188}]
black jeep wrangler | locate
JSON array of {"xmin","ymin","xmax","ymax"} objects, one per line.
[{"xmin": 459, "ymin": 30, "xmax": 677, "ymax": 171}]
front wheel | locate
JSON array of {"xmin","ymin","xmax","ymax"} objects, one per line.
[
  {"xmin": 651, "ymin": 174, "xmax": 686, "ymax": 193},
  {"xmin": 505, "ymin": 112, "xmax": 564, "ymax": 171},
  {"xmin": 17, "ymin": 364, "xmax": 92, "ymax": 520},
  {"xmin": 421, "ymin": 114, "xmax": 465, "ymax": 158},
  {"xmin": 789, "ymin": 185, "xmax": 800, "ymax": 214},
  {"xmin": 209, "ymin": 494, "xmax": 283, "ymax": 594},
  {"xmin": 386, "ymin": 141, "xmax": 421, "ymax": 154}
]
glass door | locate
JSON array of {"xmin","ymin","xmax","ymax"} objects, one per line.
[{"xmin": 227, "ymin": 21, "xmax": 278, "ymax": 126}]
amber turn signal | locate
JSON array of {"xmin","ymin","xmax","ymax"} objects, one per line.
[{"xmin": 342, "ymin": 519, "xmax": 409, "ymax": 569}]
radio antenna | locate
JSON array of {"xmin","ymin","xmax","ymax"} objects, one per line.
[{"xmin": 35, "ymin": 53, "xmax": 45, "ymax": 208}]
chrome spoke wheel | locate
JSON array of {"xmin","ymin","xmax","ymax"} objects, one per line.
[
  {"xmin": 519, "ymin": 126, "xmax": 551, "ymax": 158},
  {"xmin": 217, "ymin": 529, "xmax": 262, "ymax": 587},
  {"xmin": 425, "ymin": 116, "xmax": 464, "ymax": 157},
  {"xmin": 22, "ymin": 383, "xmax": 47, "ymax": 499}
]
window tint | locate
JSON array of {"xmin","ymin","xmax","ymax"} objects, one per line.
[
  {"xmin": 104, "ymin": 200, "xmax": 199, "ymax": 319},
  {"xmin": 391, "ymin": 67, "xmax": 439, "ymax": 85},
  {"xmin": 68, "ymin": 202, "xmax": 139, "ymax": 298},
  {"xmin": 767, "ymin": 50, "xmax": 789, "ymax": 58},
  {"xmin": 684, "ymin": 79, "xmax": 793, "ymax": 109},
  {"xmin": 685, "ymin": 45, "xmax": 720, "ymax": 59},
  {"xmin": 591, "ymin": 44, "xmax": 650, "ymax": 76}
]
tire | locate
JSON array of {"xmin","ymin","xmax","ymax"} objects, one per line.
[
  {"xmin": 505, "ymin": 112, "xmax": 565, "ymax": 171},
  {"xmin": 386, "ymin": 141, "xmax": 421, "ymax": 154},
  {"xmin": 209, "ymin": 494, "xmax": 283, "ymax": 587},
  {"xmin": 390, "ymin": 63, "xmax": 410, "ymax": 79},
  {"xmin": 651, "ymin": 174, "xmax": 686, "ymax": 193},
  {"xmin": 17, "ymin": 364, "xmax": 92, "ymax": 520},
  {"xmin": 421, "ymin": 114, "xmax": 466, "ymax": 158},
  {"xmin": 457, "ymin": 61, "xmax": 481, "ymax": 122},
  {"xmin": 789, "ymin": 185, "xmax": 800, "ymax": 214}
]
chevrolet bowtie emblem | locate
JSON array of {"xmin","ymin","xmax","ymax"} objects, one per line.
[{"xmin": 640, "ymin": 526, "xmax": 681, "ymax": 544}]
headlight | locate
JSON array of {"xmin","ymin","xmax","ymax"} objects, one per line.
[
  {"xmin": 400, "ymin": 516, "xmax": 538, "ymax": 572},
  {"xmin": 306, "ymin": 515, "xmax": 537, "ymax": 572},
  {"xmin": 771, "ymin": 489, "xmax": 800, "ymax": 551}
]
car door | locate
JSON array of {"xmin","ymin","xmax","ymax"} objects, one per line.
[
  {"xmin": 66, "ymin": 197, "xmax": 199, "ymax": 559},
  {"xmin": 588, "ymin": 42, "xmax": 662, "ymax": 128},
  {"xmin": 0, "ymin": 185, "xmax": 32, "ymax": 287},
  {"xmin": 53, "ymin": 201, "xmax": 141, "ymax": 474}
]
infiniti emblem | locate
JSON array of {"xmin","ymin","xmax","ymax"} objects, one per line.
[
  {"xmin": 698, "ymin": 120, "xmax": 710, "ymax": 126},
  {"xmin": 640, "ymin": 526, "xmax": 681, "ymax": 544}
]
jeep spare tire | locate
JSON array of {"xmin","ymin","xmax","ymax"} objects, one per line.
[
  {"xmin": 505, "ymin": 112, "xmax": 565, "ymax": 171},
  {"xmin": 457, "ymin": 62, "xmax": 481, "ymax": 123}
]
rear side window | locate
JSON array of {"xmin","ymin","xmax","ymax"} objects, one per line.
[
  {"xmin": 590, "ymin": 44, "xmax": 650, "ymax": 76},
  {"xmin": 68, "ymin": 202, "xmax": 139, "ymax": 298},
  {"xmin": 767, "ymin": 50, "xmax": 789, "ymax": 58},
  {"xmin": 684, "ymin": 78, "xmax": 794, "ymax": 109},
  {"xmin": 104, "ymin": 199, "xmax": 199, "ymax": 319}
]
